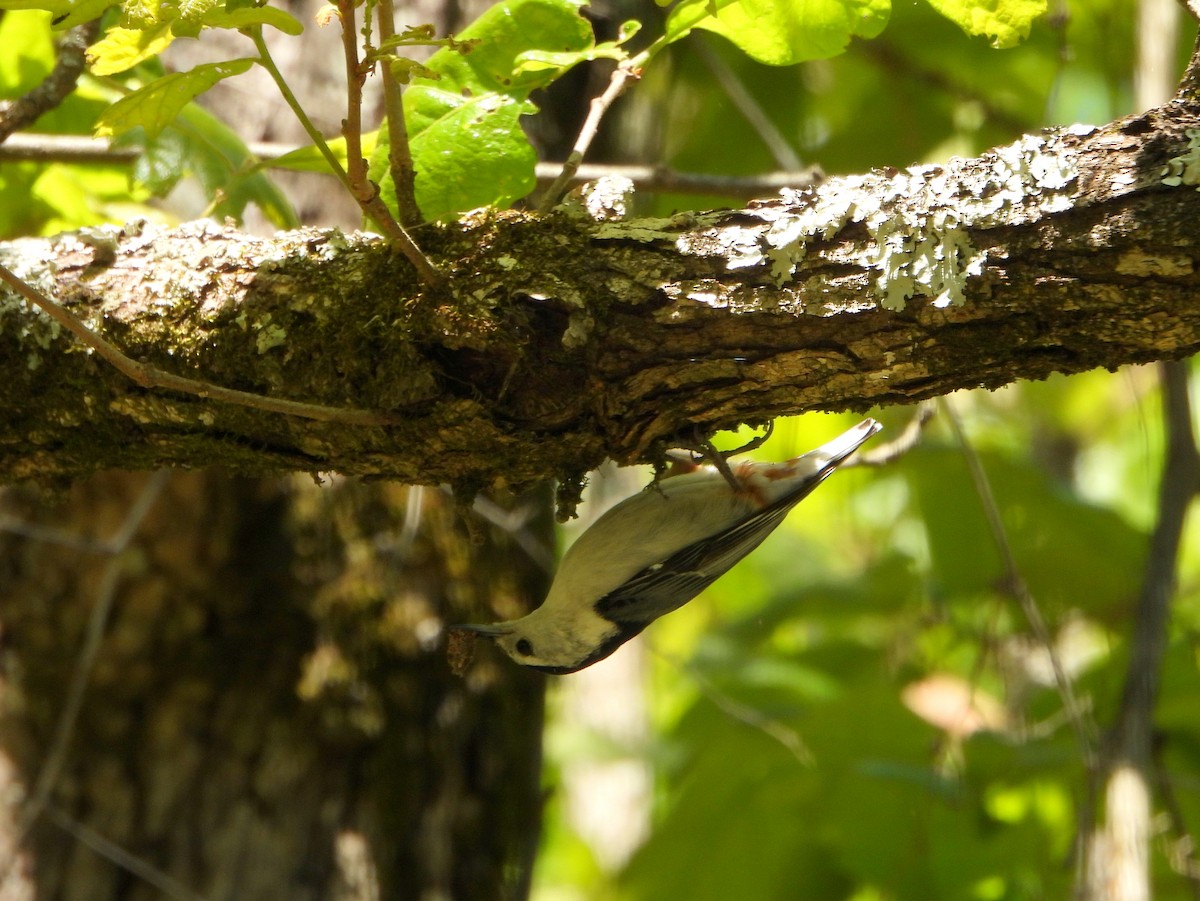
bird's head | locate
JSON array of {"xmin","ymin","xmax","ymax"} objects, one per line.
[{"xmin": 454, "ymin": 611, "xmax": 629, "ymax": 675}]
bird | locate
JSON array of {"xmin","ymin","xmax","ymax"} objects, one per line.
[{"xmin": 456, "ymin": 418, "xmax": 882, "ymax": 674}]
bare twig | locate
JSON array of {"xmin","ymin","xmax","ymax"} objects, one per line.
[
  {"xmin": 335, "ymin": 0, "xmax": 375, "ymax": 206},
  {"xmin": 0, "ymin": 133, "xmax": 824, "ymax": 196},
  {"xmin": 1079, "ymin": 12, "xmax": 1197, "ymax": 896},
  {"xmin": 940, "ymin": 397, "xmax": 1096, "ymax": 764},
  {"xmin": 44, "ymin": 805, "xmax": 209, "ymax": 901},
  {"xmin": 1084, "ymin": 361, "xmax": 1200, "ymax": 900},
  {"xmin": 690, "ymin": 35, "xmax": 803, "ymax": 171},
  {"xmin": 538, "ymin": 62, "xmax": 641, "ymax": 212},
  {"xmin": 469, "ymin": 493, "xmax": 556, "ymax": 573},
  {"xmin": 375, "ymin": 0, "xmax": 424, "ymax": 227},
  {"xmin": 652, "ymin": 646, "xmax": 813, "ymax": 765},
  {"xmin": 0, "ymin": 472, "xmax": 170, "ymax": 892},
  {"xmin": 0, "ymin": 20, "xmax": 100, "ymax": 142},
  {"xmin": 248, "ymin": 28, "xmax": 442, "ymax": 285},
  {"xmin": 0, "ymin": 262, "xmax": 398, "ymax": 426}
]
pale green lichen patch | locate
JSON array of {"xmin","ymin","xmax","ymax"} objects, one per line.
[
  {"xmin": 868, "ymin": 205, "xmax": 985, "ymax": 310},
  {"xmin": 720, "ymin": 226, "xmax": 768, "ymax": 271},
  {"xmin": 762, "ymin": 191, "xmax": 858, "ymax": 285},
  {"xmin": 1161, "ymin": 128, "xmax": 1200, "ymax": 190},
  {"xmin": 745, "ymin": 130, "xmax": 1080, "ymax": 310},
  {"xmin": 0, "ymin": 257, "xmax": 66, "ymax": 370},
  {"xmin": 255, "ymin": 315, "xmax": 289, "ymax": 353},
  {"xmin": 568, "ymin": 176, "xmax": 636, "ymax": 221},
  {"xmin": 965, "ymin": 134, "xmax": 1081, "ymax": 224}
]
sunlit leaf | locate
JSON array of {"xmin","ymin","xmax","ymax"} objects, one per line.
[
  {"xmin": 198, "ymin": 5, "xmax": 304, "ymax": 34},
  {"xmin": 924, "ymin": 0, "xmax": 1045, "ymax": 48},
  {"xmin": 50, "ymin": 0, "xmax": 113, "ymax": 29},
  {"xmin": 370, "ymin": 0, "xmax": 593, "ymax": 221},
  {"xmin": 0, "ymin": 0, "xmax": 72, "ymax": 14},
  {"xmin": 270, "ymin": 132, "xmax": 379, "ymax": 174},
  {"xmin": 403, "ymin": 93, "xmax": 538, "ymax": 222},
  {"xmin": 675, "ymin": 0, "xmax": 891, "ymax": 65},
  {"xmin": 94, "ymin": 58, "xmax": 255, "ymax": 139},
  {"xmin": 86, "ymin": 23, "xmax": 175, "ymax": 75}
]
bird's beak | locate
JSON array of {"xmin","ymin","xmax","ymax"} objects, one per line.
[{"xmin": 452, "ymin": 623, "xmax": 513, "ymax": 637}]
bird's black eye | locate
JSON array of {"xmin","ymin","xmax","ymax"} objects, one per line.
[{"xmin": 515, "ymin": 638, "xmax": 534, "ymax": 657}]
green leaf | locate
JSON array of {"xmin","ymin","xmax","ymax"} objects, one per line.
[
  {"xmin": 416, "ymin": 0, "xmax": 594, "ymax": 97},
  {"xmin": 0, "ymin": 0, "xmax": 72, "ymax": 14},
  {"xmin": 94, "ymin": 58, "xmax": 254, "ymax": 139},
  {"xmin": 923, "ymin": 0, "xmax": 1044, "ymax": 48},
  {"xmin": 907, "ymin": 447, "xmax": 1145, "ymax": 617},
  {"xmin": 388, "ymin": 57, "xmax": 439, "ymax": 85},
  {"xmin": 86, "ymin": 23, "xmax": 175, "ymax": 75},
  {"xmin": 674, "ymin": 0, "xmax": 891, "ymax": 65},
  {"xmin": 514, "ymin": 20, "xmax": 638, "ymax": 75},
  {"xmin": 177, "ymin": 102, "xmax": 297, "ymax": 227},
  {"xmin": 270, "ymin": 132, "xmax": 380, "ymax": 174},
  {"xmin": 663, "ymin": 0, "xmax": 739, "ymax": 45},
  {"xmin": 198, "ymin": 5, "xmax": 304, "ymax": 35},
  {"xmin": 50, "ymin": 0, "xmax": 114, "ymax": 29},
  {"xmin": 406, "ymin": 94, "xmax": 538, "ymax": 222},
  {"xmin": 0, "ymin": 10, "xmax": 56, "ymax": 89},
  {"xmin": 370, "ymin": 0, "xmax": 594, "ymax": 221},
  {"xmin": 124, "ymin": 102, "xmax": 298, "ymax": 228}
]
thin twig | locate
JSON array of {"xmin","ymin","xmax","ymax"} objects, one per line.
[
  {"xmin": 0, "ymin": 134, "xmax": 825, "ymax": 197},
  {"xmin": 469, "ymin": 493, "xmax": 557, "ymax": 573},
  {"xmin": 44, "ymin": 805, "xmax": 210, "ymax": 901},
  {"xmin": 1079, "ymin": 16, "xmax": 1198, "ymax": 896},
  {"xmin": 0, "ymin": 262, "xmax": 398, "ymax": 426},
  {"xmin": 1110, "ymin": 363, "xmax": 1199, "ymax": 751},
  {"xmin": 0, "ymin": 518, "xmax": 114, "ymax": 553},
  {"xmin": 249, "ymin": 28, "xmax": 442, "ymax": 285},
  {"xmin": 652, "ymin": 646, "xmax": 813, "ymax": 765},
  {"xmin": 0, "ymin": 472, "xmax": 170, "ymax": 893},
  {"xmin": 375, "ymin": 0, "xmax": 423, "ymax": 227},
  {"xmin": 940, "ymin": 397, "xmax": 1096, "ymax": 764},
  {"xmin": 336, "ymin": 0, "xmax": 375, "ymax": 205},
  {"xmin": 250, "ymin": 29, "xmax": 357, "ymax": 198},
  {"xmin": 690, "ymin": 35, "xmax": 803, "ymax": 170},
  {"xmin": 0, "ymin": 20, "xmax": 100, "ymax": 142},
  {"xmin": 538, "ymin": 62, "xmax": 641, "ymax": 212}
]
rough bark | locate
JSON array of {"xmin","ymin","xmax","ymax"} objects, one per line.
[
  {"xmin": 0, "ymin": 471, "xmax": 550, "ymax": 901},
  {"xmin": 3, "ymin": 101, "xmax": 1200, "ymax": 492}
]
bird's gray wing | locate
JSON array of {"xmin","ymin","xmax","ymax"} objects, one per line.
[{"xmin": 595, "ymin": 492, "xmax": 806, "ymax": 627}]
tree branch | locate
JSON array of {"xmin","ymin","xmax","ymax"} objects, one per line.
[
  {"xmin": 1084, "ymin": 361, "xmax": 1200, "ymax": 899},
  {"xmin": 3, "ymin": 102, "xmax": 1200, "ymax": 488},
  {"xmin": 0, "ymin": 133, "xmax": 824, "ymax": 198},
  {"xmin": 0, "ymin": 20, "xmax": 99, "ymax": 143}
]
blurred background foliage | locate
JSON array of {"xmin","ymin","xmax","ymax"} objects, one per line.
[
  {"xmin": 2, "ymin": 0, "xmax": 1199, "ymax": 896},
  {"xmin": 533, "ymin": 2, "xmax": 1200, "ymax": 897}
]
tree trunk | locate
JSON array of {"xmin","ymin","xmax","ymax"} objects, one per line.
[{"xmin": 0, "ymin": 471, "xmax": 550, "ymax": 900}]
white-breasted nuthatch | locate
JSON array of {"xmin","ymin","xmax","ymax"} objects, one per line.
[{"xmin": 458, "ymin": 419, "xmax": 881, "ymax": 674}]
